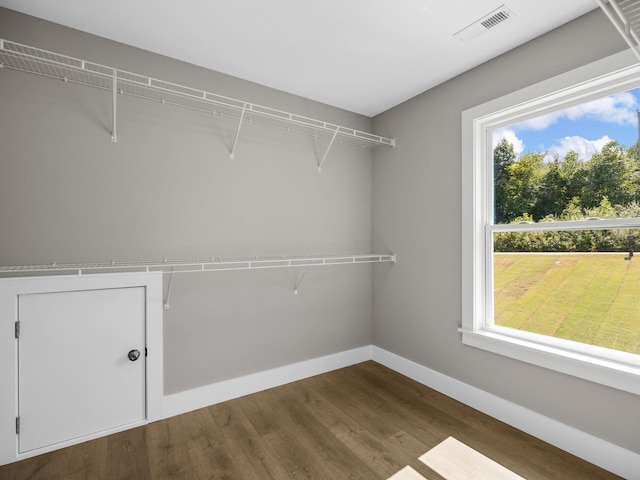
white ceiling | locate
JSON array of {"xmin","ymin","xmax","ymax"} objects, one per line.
[{"xmin": 0, "ymin": 0, "xmax": 599, "ymax": 117}]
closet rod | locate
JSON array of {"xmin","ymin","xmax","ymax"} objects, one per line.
[
  {"xmin": 0, "ymin": 39, "xmax": 395, "ymax": 150},
  {"xmin": 0, "ymin": 254, "xmax": 396, "ymax": 277}
]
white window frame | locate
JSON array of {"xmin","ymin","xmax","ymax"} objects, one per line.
[{"xmin": 461, "ymin": 49, "xmax": 640, "ymax": 396}]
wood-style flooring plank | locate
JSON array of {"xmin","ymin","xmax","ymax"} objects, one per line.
[
  {"xmin": 349, "ymin": 362, "xmax": 603, "ymax": 480},
  {"xmin": 145, "ymin": 413, "xmax": 193, "ymax": 479},
  {"xmin": 259, "ymin": 385, "xmax": 380, "ymax": 479},
  {"xmin": 63, "ymin": 434, "xmax": 109, "ymax": 480},
  {"xmin": 287, "ymin": 373, "xmax": 431, "ymax": 478},
  {"xmin": 207, "ymin": 400, "xmax": 280, "ymax": 479},
  {"xmin": 0, "ymin": 361, "xmax": 624, "ymax": 480},
  {"xmin": 105, "ymin": 427, "xmax": 151, "ymax": 480}
]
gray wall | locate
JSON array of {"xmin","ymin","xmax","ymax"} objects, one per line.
[
  {"xmin": 3, "ymin": 4, "xmax": 639, "ymax": 456},
  {"xmin": 372, "ymin": 10, "xmax": 640, "ymax": 453},
  {"xmin": 0, "ymin": 8, "xmax": 375, "ymax": 395}
]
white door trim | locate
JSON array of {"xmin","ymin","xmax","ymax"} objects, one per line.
[{"xmin": 0, "ymin": 272, "xmax": 163, "ymax": 465}]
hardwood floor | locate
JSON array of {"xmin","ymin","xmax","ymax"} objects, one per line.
[{"xmin": 0, "ymin": 361, "xmax": 622, "ymax": 479}]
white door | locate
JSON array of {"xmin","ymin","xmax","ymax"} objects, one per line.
[{"xmin": 17, "ymin": 287, "xmax": 147, "ymax": 453}]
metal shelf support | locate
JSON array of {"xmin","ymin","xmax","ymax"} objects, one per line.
[
  {"xmin": 164, "ymin": 268, "xmax": 175, "ymax": 310},
  {"xmin": 293, "ymin": 265, "xmax": 312, "ymax": 295},
  {"xmin": 111, "ymin": 70, "xmax": 118, "ymax": 143},
  {"xmin": 230, "ymin": 104, "xmax": 247, "ymax": 160},
  {"xmin": 317, "ymin": 128, "xmax": 339, "ymax": 173}
]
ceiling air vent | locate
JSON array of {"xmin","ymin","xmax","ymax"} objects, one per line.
[
  {"xmin": 454, "ymin": 4, "xmax": 516, "ymax": 43},
  {"xmin": 482, "ymin": 9, "xmax": 511, "ymax": 29}
]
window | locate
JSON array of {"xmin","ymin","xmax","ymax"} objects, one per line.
[{"xmin": 461, "ymin": 49, "xmax": 640, "ymax": 395}]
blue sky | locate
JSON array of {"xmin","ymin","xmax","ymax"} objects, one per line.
[{"xmin": 493, "ymin": 87, "xmax": 640, "ymax": 161}]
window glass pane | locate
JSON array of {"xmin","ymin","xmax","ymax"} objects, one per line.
[
  {"xmin": 493, "ymin": 229, "xmax": 640, "ymax": 354},
  {"xmin": 492, "ymin": 88, "xmax": 640, "ymax": 224}
]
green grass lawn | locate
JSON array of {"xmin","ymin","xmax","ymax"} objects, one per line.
[{"xmin": 493, "ymin": 253, "xmax": 640, "ymax": 355}]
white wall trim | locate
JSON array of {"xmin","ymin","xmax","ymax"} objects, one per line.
[
  {"xmin": 162, "ymin": 345, "xmax": 372, "ymax": 419},
  {"xmin": 371, "ymin": 346, "xmax": 640, "ymax": 480},
  {"xmin": 5, "ymin": 337, "xmax": 635, "ymax": 476},
  {"xmin": 0, "ymin": 272, "xmax": 163, "ymax": 467},
  {"xmin": 461, "ymin": 48, "xmax": 640, "ymax": 397},
  {"xmin": 162, "ymin": 343, "xmax": 639, "ymax": 478}
]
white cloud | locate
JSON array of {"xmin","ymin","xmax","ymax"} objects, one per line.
[
  {"xmin": 545, "ymin": 135, "xmax": 612, "ymax": 162},
  {"xmin": 492, "ymin": 128, "xmax": 524, "ymax": 155},
  {"xmin": 566, "ymin": 92, "xmax": 638, "ymax": 125},
  {"xmin": 515, "ymin": 92, "xmax": 639, "ymax": 131}
]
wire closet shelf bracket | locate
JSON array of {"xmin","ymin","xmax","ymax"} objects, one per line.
[{"xmin": 0, "ymin": 39, "xmax": 395, "ymax": 171}]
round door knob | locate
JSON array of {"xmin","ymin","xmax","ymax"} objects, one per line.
[{"xmin": 128, "ymin": 349, "xmax": 141, "ymax": 361}]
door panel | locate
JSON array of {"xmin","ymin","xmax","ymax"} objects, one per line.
[{"xmin": 18, "ymin": 287, "xmax": 146, "ymax": 453}]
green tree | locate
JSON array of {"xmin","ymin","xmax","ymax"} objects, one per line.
[
  {"xmin": 534, "ymin": 157, "xmax": 561, "ymax": 219},
  {"xmin": 494, "ymin": 138, "xmax": 640, "ymax": 228},
  {"xmin": 559, "ymin": 150, "xmax": 588, "ymax": 204},
  {"xmin": 503, "ymin": 152, "xmax": 545, "ymax": 221},
  {"xmin": 582, "ymin": 140, "xmax": 638, "ymax": 208},
  {"xmin": 493, "ymin": 138, "xmax": 516, "ymax": 223},
  {"xmin": 534, "ymin": 151, "xmax": 587, "ymax": 219}
]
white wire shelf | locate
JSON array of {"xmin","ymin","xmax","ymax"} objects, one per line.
[
  {"xmin": 0, "ymin": 254, "xmax": 397, "ymax": 277},
  {"xmin": 0, "ymin": 39, "xmax": 395, "ymax": 164}
]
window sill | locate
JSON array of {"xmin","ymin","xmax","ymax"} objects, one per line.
[{"xmin": 459, "ymin": 327, "xmax": 640, "ymax": 395}]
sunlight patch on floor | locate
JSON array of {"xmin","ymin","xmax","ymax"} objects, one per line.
[
  {"xmin": 386, "ymin": 436, "xmax": 525, "ymax": 480},
  {"xmin": 386, "ymin": 465, "xmax": 428, "ymax": 480},
  {"xmin": 418, "ymin": 436, "xmax": 525, "ymax": 480}
]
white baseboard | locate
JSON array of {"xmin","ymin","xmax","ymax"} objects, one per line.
[
  {"xmin": 162, "ymin": 345, "xmax": 372, "ymax": 419},
  {"xmin": 7, "ymin": 342, "xmax": 632, "ymax": 475},
  {"xmin": 161, "ymin": 344, "xmax": 638, "ymax": 479},
  {"xmin": 371, "ymin": 346, "xmax": 640, "ymax": 480}
]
